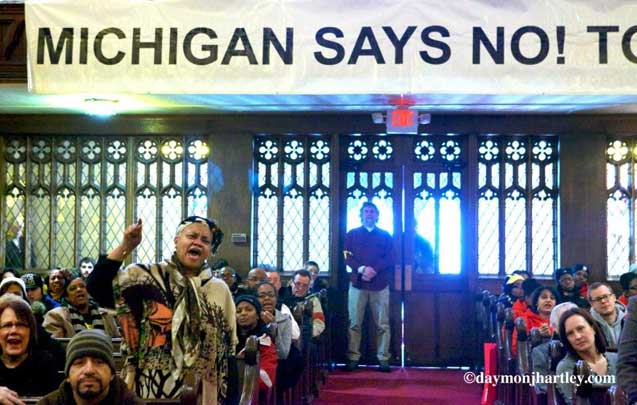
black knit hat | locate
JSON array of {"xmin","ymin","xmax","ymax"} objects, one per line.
[
  {"xmin": 234, "ymin": 294, "xmax": 262, "ymax": 314},
  {"xmin": 65, "ymin": 329, "xmax": 115, "ymax": 376},
  {"xmin": 620, "ymin": 272, "xmax": 637, "ymax": 291},
  {"xmin": 554, "ymin": 267, "xmax": 572, "ymax": 282}
]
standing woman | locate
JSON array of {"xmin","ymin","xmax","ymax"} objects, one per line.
[{"xmin": 556, "ymin": 308, "xmax": 617, "ymax": 404}]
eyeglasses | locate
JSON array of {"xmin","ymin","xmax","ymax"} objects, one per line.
[
  {"xmin": 629, "ymin": 286, "xmax": 637, "ymax": 291},
  {"xmin": 0, "ymin": 321, "xmax": 29, "ymax": 331},
  {"xmin": 590, "ymin": 293, "xmax": 614, "ymax": 303}
]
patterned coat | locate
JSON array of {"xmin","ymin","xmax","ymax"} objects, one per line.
[{"xmin": 114, "ymin": 259, "xmax": 237, "ymax": 403}]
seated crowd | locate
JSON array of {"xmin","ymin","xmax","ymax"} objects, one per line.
[
  {"xmin": 486, "ymin": 264, "xmax": 637, "ymax": 404},
  {"xmin": 0, "ymin": 216, "xmax": 330, "ymax": 404}
]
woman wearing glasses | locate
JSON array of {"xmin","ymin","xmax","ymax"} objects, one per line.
[{"xmin": 0, "ymin": 295, "xmax": 62, "ymax": 402}]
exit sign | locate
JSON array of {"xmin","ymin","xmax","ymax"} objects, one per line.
[{"xmin": 387, "ymin": 109, "xmax": 418, "ymax": 134}]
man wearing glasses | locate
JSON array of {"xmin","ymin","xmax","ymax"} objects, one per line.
[{"xmin": 589, "ymin": 282, "xmax": 626, "ymax": 350}]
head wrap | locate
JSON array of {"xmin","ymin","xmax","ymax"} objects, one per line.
[{"xmin": 176, "ymin": 216, "xmax": 224, "ymax": 254}]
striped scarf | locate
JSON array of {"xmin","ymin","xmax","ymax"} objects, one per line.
[{"xmin": 65, "ymin": 300, "xmax": 105, "ymax": 334}]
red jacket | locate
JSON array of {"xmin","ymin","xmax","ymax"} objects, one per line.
[
  {"xmin": 512, "ymin": 308, "xmax": 552, "ymax": 355},
  {"xmin": 258, "ymin": 335, "xmax": 278, "ymax": 394},
  {"xmin": 512, "ymin": 299, "xmax": 528, "ymax": 320}
]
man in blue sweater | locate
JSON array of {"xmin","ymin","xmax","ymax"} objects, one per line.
[{"xmin": 343, "ymin": 202, "xmax": 394, "ymax": 372}]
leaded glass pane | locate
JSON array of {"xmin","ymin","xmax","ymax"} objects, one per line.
[
  {"xmin": 505, "ymin": 198, "xmax": 526, "ymax": 272},
  {"xmin": 1, "ymin": 136, "xmax": 210, "ymax": 268},
  {"xmin": 607, "ymin": 163, "xmax": 617, "ymax": 189},
  {"xmin": 532, "ymin": 162, "xmax": 540, "ymax": 189},
  {"xmin": 79, "ymin": 194, "xmax": 100, "ymax": 261},
  {"xmin": 309, "ymin": 196, "xmax": 330, "ymax": 272},
  {"xmin": 162, "ymin": 194, "xmax": 182, "ymax": 260},
  {"xmin": 257, "ymin": 196, "xmax": 278, "ymax": 266},
  {"xmin": 607, "ymin": 192, "xmax": 630, "ymax": 276},
  {"xmin": 620, "ymin": 164, "xmax": 630, "ymax": 189},
  {"xmin": 439, "ymin": 196, "xmax": 461, "ymax": 274},
  {"xmin": 545, "ymin": 164, "xmax": 553, "ymax": 189},
  {"xmin": 478, "ymin": 199, "xmax": 499, "ymax": 275},
  {"xmin": 478, "ymin": 164, "xmax": 486, "ymax": 188},
  {"xmin": 55, "ymin": 191, "xmax": 75, "ymax": 267},
  {"xmin": 532, "ymin": 198, "xmax": 554, "ymax": 276},
  {"xmin": 283, "ymin": 196, "xmax": 304, "ymax": 270},
  {"xmin": 322, "ymin": 164, "xmax": 330, "ymax": 188},
  {"xmin": 105, "ymin": 192, "xmax": 126, "ymax": 253},
  {"xmin": 31, "ymin": 194, "xmax": 51, "ymax": 269},
  {"xmin": 491, "ymin": 164, "xmax": 500, "ymax": 188},
  {"xmin": 414, "ymin": 192, "xmax": 435, "ymax": 254},
  {"xmin": 505, "ymin": 163, "xmax": 514, "ymax": 188},
  {"xmin": 136, "ymin": 193, "xmax": 157, "ymax": 263},
  {"xmin": 518, "ymin": 163, "xmax": 527, "ymax": 189}
]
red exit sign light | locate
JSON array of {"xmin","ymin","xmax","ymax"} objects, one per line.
[{"xmin": 387, "ymin": 109, "xmax": 418, "ymax": 134}]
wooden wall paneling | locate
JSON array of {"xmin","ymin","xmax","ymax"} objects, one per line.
[
  {"xmin": 208, "ymin": 132, "xmax": 253, "ymax": 275},
  {"xmin": 437, "ymin": 293, "xmax": 469, "ymax": 365},
  {"xmin": 559, "ymin": 133, "xmax": 607, "ymax": 280},
  {"xmin": 404, "ymin": 292, "xmax": 436, "ymax": 365}
]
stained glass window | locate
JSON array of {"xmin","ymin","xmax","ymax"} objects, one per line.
[
  {"xmin": 477, "ymin": 135, "xmax": 558, "ymax": 276},
  {"xmin": 253, "ymin": 135, "xmax": 331, "ymax": 272},
  {"xmin": 1, "ymin": 136, "xmax": 211, "ymax": 269}
]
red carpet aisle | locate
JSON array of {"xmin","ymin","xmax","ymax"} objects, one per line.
[{"xmin": 314, "ymin": 367, "xmax": 482, "ymax": 404}]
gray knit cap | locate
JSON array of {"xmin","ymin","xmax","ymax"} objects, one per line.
[{"xmin": 65, "ymin": 329, "xmax": 115, "ymax": 376}]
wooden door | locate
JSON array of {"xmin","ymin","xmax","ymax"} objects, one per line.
[{"xmin": 340, "ymin": 134, "xmax": 472, "ymax": 366}]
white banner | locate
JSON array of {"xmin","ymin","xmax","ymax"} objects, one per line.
[{"xmin": 24, "ymin": 0, "xmax": 637, "ymax": 95}]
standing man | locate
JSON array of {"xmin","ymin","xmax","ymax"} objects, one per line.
[
  {"xmin": 5, "ymin": 220, "xmax": 36, "ymax": 270},
  {"xmin": 343, "ymin": 202, "xmax": 394, "ymax": 372}
]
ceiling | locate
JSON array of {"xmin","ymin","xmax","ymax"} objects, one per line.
[{"xmin": 4, "ymin": 82, "xmax": 637, "ymax": 115}]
